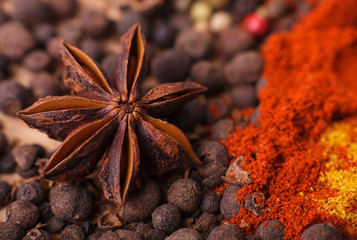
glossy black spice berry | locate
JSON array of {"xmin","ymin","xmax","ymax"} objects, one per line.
[
  {"xmin": 16, "ymin": 181, "xmax": 45, "ymax": 205},
  {"xmin": 51, "ymin": 184, "xmax": 93, "ymax": 222},
  {"xmin": 0, "ymin": 180, "xmax": 11, "ymax": 206},
  {"xmin": 152, "ymin": 203, "xmax": 181, "ymax": 234},
  {"xmin": 0, "ymin": 80, "xmax": 30, "ymax": 116},
  {"xmin": 0, "ymin": 221, "xmax": 26, "ymax": 240},
  {"xmin": 175, "ymin": 29, "xmax": 213, "ymax": 60},
  {"xmin": 220, "ymin": 185, "xmax": 242, "ymax": 220},
  {"xmin": 61, "ymin": 225, "xmax": 85, "ymax": 240},
  {"xmin": 23, "ymin": 229, "xmax": 51, "ymax": 240},
  {"xmin": 167, "ymin": 179, "xmax": 202, "ymax": 215},
  {"xmin": 151, "ymin": 49, "xmax": 192, "ymax": 83},
  {"xmin": 208, "ymin": 224, "xmax": 245, "ymax": 240},
  {"xmin": 196, "ymin": 141, "xmax": 230, "ymax": 188},
  {"xmin": 122, "ymin": 180, "xmax": 161, "ymax": 222},
  {"xmin": 300, "ymin": 223, "xmax": 343, "ymax": 240},
  {"xmin": 200, "ymin": 193, "xmax": 220, "ymax": 215},
  {"xmin": 6, "ymin": 200, "xmax": 39, "ymax": 229},
  {"xmin": 254, "ymin": 220, "xmax": 285, "ymax": 240},
  {"xmin": 166, "ymin": 228, "xmax": 201, "ymax": 240}
]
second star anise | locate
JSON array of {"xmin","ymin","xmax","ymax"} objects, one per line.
[{"xmin": 17, "ymin": 24, "xmax": 206, "ymax": 205}]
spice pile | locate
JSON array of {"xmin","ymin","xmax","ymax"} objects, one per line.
[
  {"xmin": 0, "ymin": 0, "xmax": 354, "ymax": 239},
  {"xmin": 223, "ymin": 0, "xmax": 357, "ymax": 239}
]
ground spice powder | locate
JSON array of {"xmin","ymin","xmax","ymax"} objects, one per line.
[{"xmin": 222, "ymin": 0, "xmax": 357, "ymax": 239}]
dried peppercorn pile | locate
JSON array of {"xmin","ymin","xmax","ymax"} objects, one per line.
[{"xmin": 223, "ymin": 0, "xmax": 357, "ymax": 239}]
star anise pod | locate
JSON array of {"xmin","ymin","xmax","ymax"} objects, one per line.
[{"xmin": 17, "ymin": 24, "xmax": 206, "ymax": 205}]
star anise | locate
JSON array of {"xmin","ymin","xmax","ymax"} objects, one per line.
[{"xmin": 17, "ymin": 24, "xmax": 206, "ymax": 205}]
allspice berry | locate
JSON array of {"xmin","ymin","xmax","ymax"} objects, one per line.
[
  {"xmin": 16, "ymin": 181, "xmax": 45, "ymax": 205},
  {"xmin": 51, "ymin": 184, "xmax": 93, "ymax": 222},
  {"xmin": 166, "ymin": 228, "xmax": 201, "ymax": 240},
  {"xmin": 254, "ymin": 220, "xmax": 285, "ymax": 240},
  {"xmin": 211, "ymin": 119, "xmax": 234, "ymax": 141},
  {"xmin": 151, "ymin": 49, "xmax": 191, "ymax": 83},
  {"xmin": 23, "ymin": 50, "xmax": 52, "ymax": 72},
  {"xmin": 152, "ymin": 203, "xmax": 181, "ymax": 234},
  {"xmin": 122, "ymin": 180, "xmax": 161, "ymax": 222},
  {"xmin": 0, "ymin": 180, "xmax": 11, "ymax": 206},
  {"xmin": 193, "ymin": 213, "xmax": 218, "ymax": 233},
  {"xmin": 115, "ymin": 229, "xmax": 142, "ymax": 240},
  {"xmin": 219, "ymin": 28, "xmax": 255, "ymax": 59},
  {"xmin": 175, "ymin": 29, "xmax": 213, "ymax": 60},
  {"xmin": 61, "ymin": 225, "xmax": 85, "ymax": 240},
  {"xmin": 80, "ymin": 9, "xmax": 110, "ymax": 37},
  {"xmin": 300, "ymin": 223, "xmax": 343, "ymax": 240},
  {"xmin": 0, "ymin": 221, "xmax": 26, "ymax": 240},
  {"xmin": 23, "ymin": 229, "xmax": 51, "ymax": 240},
  {"xmin": 6, "ymin": 200, "xmax": 39, "ymax": 229},
  {"xmin": 220, "ymin": 185, "xmax": 241, "ymax": 220},
  {"xmin": 207, "ymin": 224, "xmax": 244, "ymax": 240},
  {"xmin": 224, "ymin": 51, "xmax": 263, "ymax": 85},
  {"xmin": 48, "ymin": 0, "xmax": 77, "ymax": 19},
  {"xmin": 0, "ymin": 80, "xmax": 30, "ymax": 116},
  {"xmin": 231, "ymin": 84, "xmax": 258, "ymax": 109},
  {"xmin": 13, "ymin": 0, "xmax": 50, "ymax": 25},
  {"xmin": 190, "ymin": 61, "xmax": 222, "ymax": 93},
  {"xmin": 196, "ymin": 141, "xmax": 230, "ymax": 188},
  {"xmin": 200, "ymin": 193, "xmax": 220, "ymax": 215},
  {"xmin": 167, "ymin": 179, "xmax": 202, "ymax": 215},
  {"xmin": 0, "ymin": 21, "xmax": 35, "ymax": 60},
  {"xmin": 31, "ymin": 72, "xmax": 62, "ymax": 99}
]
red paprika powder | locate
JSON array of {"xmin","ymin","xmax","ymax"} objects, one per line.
[{"xmin": 222, "ymin": 0, "xmax": 357, "ymax": 239}]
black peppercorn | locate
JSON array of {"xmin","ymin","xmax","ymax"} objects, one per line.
[
  {"xmin": 300, "ymin": 223, "xmax": 343, "ymax": 240},
  {"xmin": 175, "ymin": 29, "xmax": 213, "ymax": 60},
  {"xmin": 0, "ymin": 221, "xmax": 26, "ymax": 240},
  {"xmin": 166, "ymin": 228, "xmax": 201, "ymax": 240},
  {"xmin": 254, "ymin": 220, "xmax": 285, "ymax": 240},
  {"xmin": 122, "ymin": 180, "xmax": 161, "ymax": 222},
  {"xmin": 167, "ymin": 179, "xmax": 202, "ymax": 216},
  {"xmin": 200, "ymin": 193, "xmax": 220, "ymax": 215},
  {"xmin": 51, "ymin": 184, "xmax": 93, "ymax": 222},
  {"xmin": 61, "ymin": 225, "xmax": 85, "ymax": 240},
  {"xmin": 207, "ymin": 224, "xmax": 244, "ymax": 240},
  {"xmin": 196, "ymin": 141, "xmax": 230, "ymax": 188},
  {"xmin": 23, "ymin": 50, "xmax": 52, "ymax": 72},
  {"xmin": 151, "ymin": 49, "xmax": 192, "ymax": 83},
  {"xmin": 0, "ymin": 80, "xmax": 30, "ymax": 116},
  {"xmin": 46, "ymin": 37, "xmax": 62, "ymax": 59},
  {"xmin": 220, "ymin": 185, "xmax": 242, "ymax": 220},
  {"xmin": 0, "ymin": 21, "xmax": 36, "ymax": 60},
  {"xmin": 6, "ymin": 200, "xmax": 39, "ymax": 229},
  {"xmin": 16, "ymin": 181, "xmax": 45, "ymax": 205},
  {"xmin": 58, "ymin": 22, "xmax": 83, "ymax": 45},
  {"xmin": 81, "ymin": 39, "xmax": 105, "ymax": 62},
  {"xmin": 0, "ymin": 180, "xmax": 11, "ymax": 206},
  {"xmin": 152, "ymin": 203, "xmax": 181, "ymax": 234},
  {"xmin": 45, "ymin": 216, "xmax": 66, "ymax": 233},
  {"xmin": 23, "ymin": 229, "xmax": 51, "ymax": 240}
]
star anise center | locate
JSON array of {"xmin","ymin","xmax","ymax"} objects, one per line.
[{"xmin": 118, "ymin": 101, "xmax": 137, "ymax": 114}]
